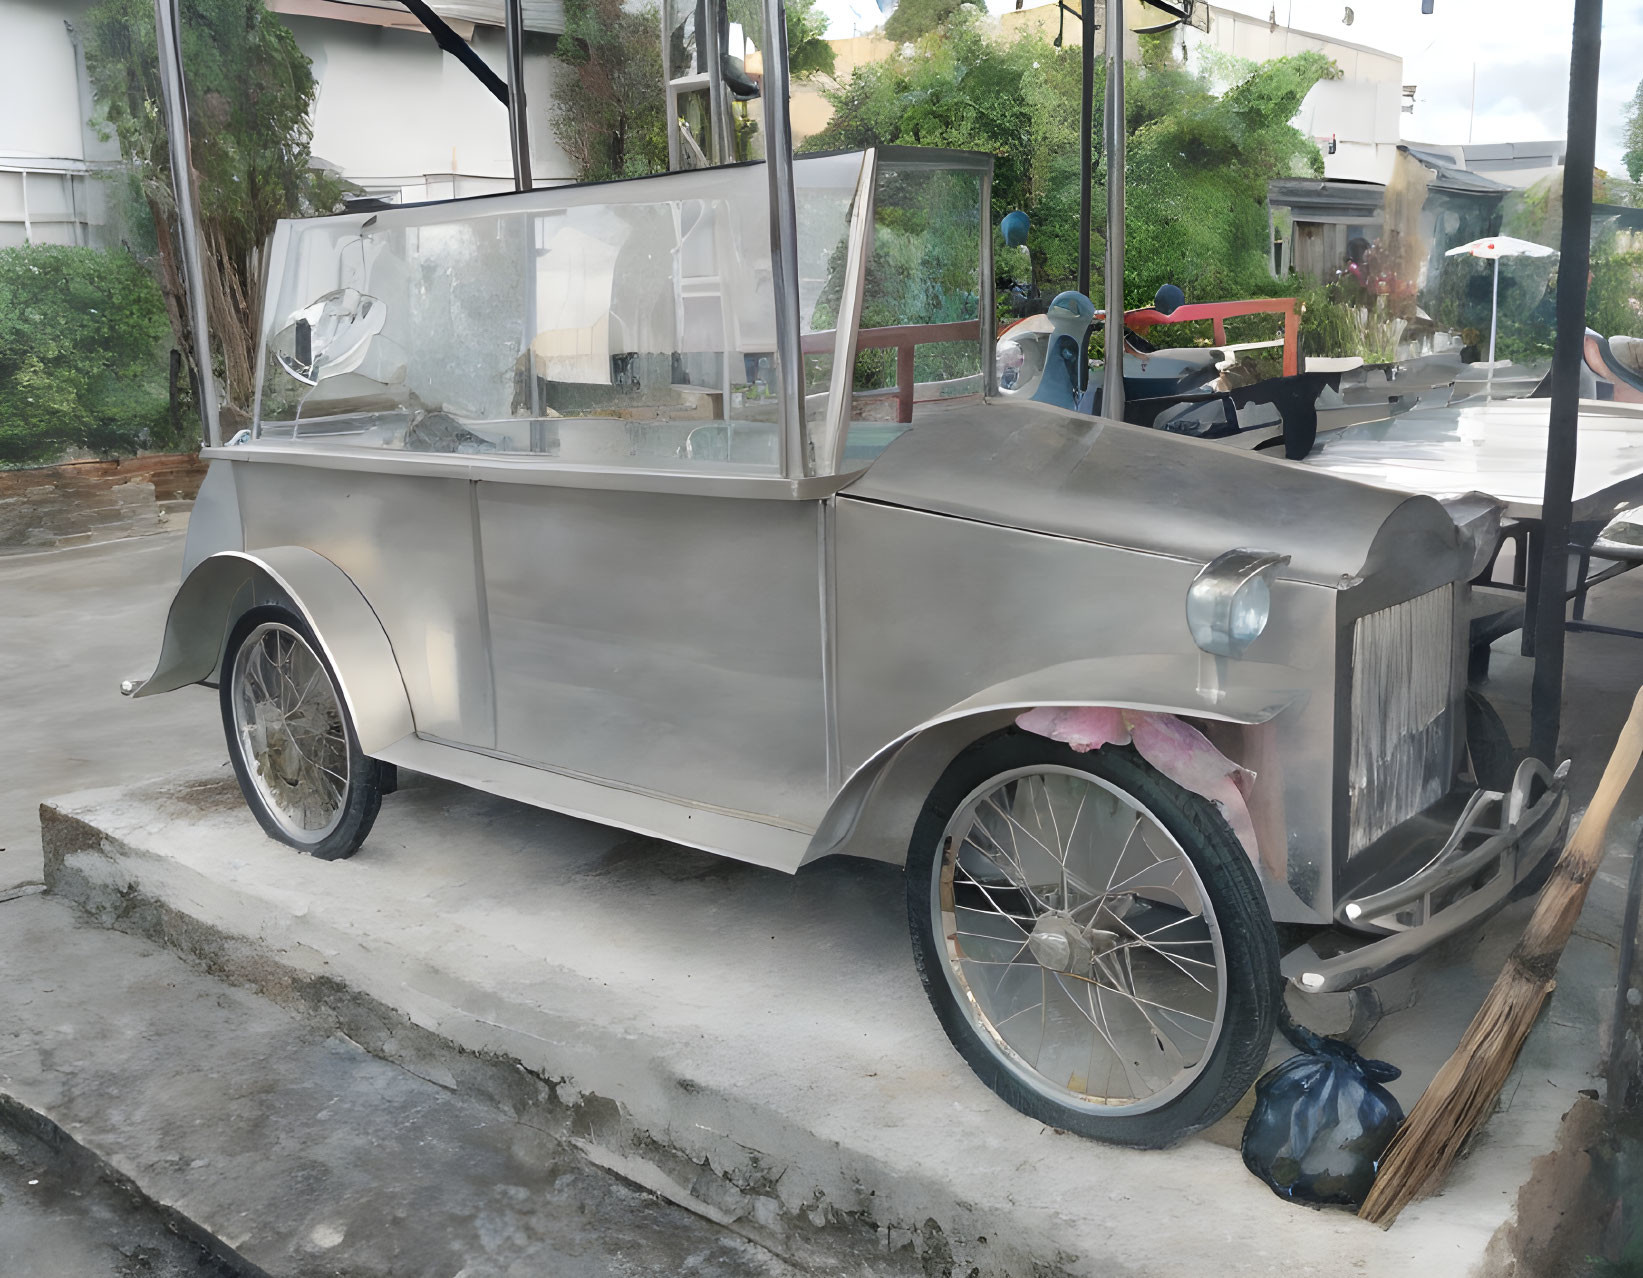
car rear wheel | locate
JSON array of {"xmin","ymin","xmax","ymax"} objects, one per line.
[
  {"xmin": 220, "ymin": 606, "xmax": 383, "ymax": 861},
  {"xmin": 907, "ymin": 730, "xmax": 1278, "ymax": 1148}
]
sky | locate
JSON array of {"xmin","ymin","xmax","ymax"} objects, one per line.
[{"xmin": 812, "ymin": 0, "xmax": 1643, "ymax": 177}]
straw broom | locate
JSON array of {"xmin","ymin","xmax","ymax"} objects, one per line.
[{"xmin": 1358, "ymin": 686, "xmax": 1643, "ymax": 1227}]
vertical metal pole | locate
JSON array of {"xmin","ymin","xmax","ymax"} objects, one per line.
[
  {"xmin": 153, "ymin": 0, "xmax": 221, "ymax": 447},
  {"xmin": 704, "ymin": 0, "xmax": 733, "ymax": 163},
  {"xmin": 1487, "ymin": 254, "xmax": 1499, "ymax": 398},
  {"xmin": 1528, "ymin": 0, "xmax": 1602, "ymax": 766},
  {"xmin": 759, "ymin": 0, "xmax": 808, "ymax": 475},
  {"xmin": 1607, "ymin": 822, "xmax": 1643, "ymax": 1116},
  {"xmin": 1101, "ymin": 0, "xmax": 1125, "ymax": 423},
  {"xmin": 660, "ymin": 6, "xmax": 681, "ymax": 172},
  {"xmin": 979, "ymin": 167, "xmax": 995, "ymax": 397},
  {"xmin": 503, "ymin": 0, "xmax": 532, "ymax": 192},
  {"xmin": 1077, "ymin": 0, "xmax": 1094, "ymax": 298}
]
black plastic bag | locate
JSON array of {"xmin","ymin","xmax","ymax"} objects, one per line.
[{"xmin": 1241, "ymin": 1018, "xmax": 1404, "ymax": 1208}]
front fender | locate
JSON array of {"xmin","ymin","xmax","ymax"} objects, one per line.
[
  {"xmin": 123, "ymin": 547, "xmax": 415, "ymax": 757},
  {"xmin": 802, "ymin": 653, "xmax": 1308, "ymax": 867}
]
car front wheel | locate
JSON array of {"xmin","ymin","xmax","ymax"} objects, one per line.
[
  {"xmin": 907, "ymin": 730, "xmax": 1278, "ymax": 1148},
  {"xmin": 219, "ymin": 606, "xmax": 383, "ymax": 861}
]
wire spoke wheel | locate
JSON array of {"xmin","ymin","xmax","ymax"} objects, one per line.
[
  {"xmin": 937, "ymin": 766, "xmax": 1226, "ymax": 1114},
  {"xmin": 908, "ymin": 735, "xmax": 1277, "ymax": 1147},
  {"xmin": 231, "ymin": 621, "xmax": 351, "ymax": 843}
]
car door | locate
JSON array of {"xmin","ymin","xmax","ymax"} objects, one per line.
[{"xmin": 477, "ymin": 481, "xmax": 830, "ymax": 830}]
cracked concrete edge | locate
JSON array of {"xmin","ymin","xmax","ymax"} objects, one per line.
[
  {"xmin": 1479, "ymin": 1096, "xmax": 1622, "ymax": 1276},
  {"xmin": 38, "ymin": 802, "xmax": 1076, "ymax": 1278},
  {"xmin": 0, "ymin": 1087, "xmax": 267, "ymax": 1278}
]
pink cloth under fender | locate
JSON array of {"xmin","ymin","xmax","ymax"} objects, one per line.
[{"xmin": 1014, "ymin": 706, "xmax": 1260, "ymax": 863}]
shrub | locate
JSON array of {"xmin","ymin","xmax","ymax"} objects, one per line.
[{"xmin": 0, "ymin": 244, "xmax": 181, "ymax": 467}]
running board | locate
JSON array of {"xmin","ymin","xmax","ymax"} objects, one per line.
[{"xmin": 373, "ymin": 736, "xmax": 815, "ymax": 874}]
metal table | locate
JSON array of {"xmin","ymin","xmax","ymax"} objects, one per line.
[{"xmin": 1302, "ymin": 397, "xmax": 1643, "ymax": 658}]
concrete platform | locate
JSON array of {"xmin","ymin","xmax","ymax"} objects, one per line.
[{"xmin": 36, "ymin": 766, "xmax": 1631, "ymax": 1277}]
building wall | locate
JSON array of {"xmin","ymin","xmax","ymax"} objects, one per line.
[
  {"xmin": 1290, "ymin": 78, "xmax": 1404, "ymax": 184},
  {"xmin": 283, "ymin": 15, "xmax": 578, "ymax": 200},
  {"xmin": 1, "ymin": 0, "xmax": 96, "ymax": 162},
  {"xmin": 1184, "ymin": 4, "xmax": 1404, "ymax": 185},
  {"xmin": 0, "ymin": 0, "xmax": 121, "ymax": 248}
]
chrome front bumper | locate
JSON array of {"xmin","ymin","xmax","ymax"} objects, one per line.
[{"xmin": 1282, "ymin": 757, "xmax": 1570, "ymax": 993}]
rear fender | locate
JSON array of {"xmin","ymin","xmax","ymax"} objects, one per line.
[{"xmin": 123, "ymin": 547, "xmax": 414, "ymax": 757}]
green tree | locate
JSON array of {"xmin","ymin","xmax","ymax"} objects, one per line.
[
  {"xmin": 0, "ymin": 245, "xmax": 180, "ymax": 467},
  {"xmin": 551, "ymin": 0, "xmax": 834, "ymax": 183},
  {"xmin": 883, "ymin": 0, "xmax": 982, "ymax": 45},
  {"xmin": 1124, "ymin": 48, "xmax": 1336, "ymax": 302},
  {"xmin": 1624, "ymin": 76, "xmax": 1643, "ymax": 184},
  {"xmin": 551, "ymin": 0, "xmax": 669, "ymax": 181},
  {"xmin": 81, "ymin": 0, "xmax": 344, "ymax": 425},
  {"xmin": 728, "ymin": 0, "xmax": 836, "ymax": 79},
  {"xmin": 805, "ymin": 11, "xmax": 1333, "ymax": 306}
]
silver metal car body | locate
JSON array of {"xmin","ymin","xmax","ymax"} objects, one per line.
[{"xmin": 131, "ymin": 144, "xmax": 1567, "ymax": 994}]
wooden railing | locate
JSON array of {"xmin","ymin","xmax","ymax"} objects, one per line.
[
  {"xmin": 1122, "ymin": 298, "xmax": 1301, "ymax": 377},
  {"xmin": 802, "ymin": 320, "xmax": 979, "ymax": 423}
]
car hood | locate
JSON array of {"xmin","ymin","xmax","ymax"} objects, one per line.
[{"xmin": 840, "ymin": 399, "xmax": 1462, "ymax": 590}]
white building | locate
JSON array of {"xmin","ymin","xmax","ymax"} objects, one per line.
[
  {"xmin": 1183, "ymin": 4, "xmax": 1407, "ymax": 186},
  {"xmin": 0, "ymin": 0, "xmax": 121, "ymax": 247},
  {"xmin": 266, "ymin": 0, "xmax": 578, "ymax": 202},
  {"xmin": 0, "ymin": 0, "xmax": 579, "ymax": 246}
]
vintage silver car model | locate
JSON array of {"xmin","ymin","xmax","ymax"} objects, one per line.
[{"xmin": 128, "ymin": 120, "xmax": 1568, "ymax": 1147}]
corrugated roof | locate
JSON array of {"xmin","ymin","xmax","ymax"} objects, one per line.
[
  {"xmin": 1269, "ymin": 160, "xmax": 1511, "ymax": 222},
  {"xmin": 1267, "ymin": 177, "xmax": 1383, "ymax": 220},
  {"xmin": 1398, "ymin": 145, "xmax": 1514, "ymax": 196}
]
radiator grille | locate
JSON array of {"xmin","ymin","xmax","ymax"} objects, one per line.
[{"xmin": 1348, "ymin": 585, "xmax": 1455, "ymax": 856}]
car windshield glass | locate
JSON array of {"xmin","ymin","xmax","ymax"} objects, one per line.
[{"xmin": 253, "ymin": 152, "xmax": 869, "ymax": 476}]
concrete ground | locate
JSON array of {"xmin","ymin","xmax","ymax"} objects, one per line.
[
  {"xmin": 7, "ymin": 531, "xmax": 1643, "ymax": 1275},
  {"xmin": 0, "ymin": 532, "xmax": 221, "ymax": 893},
  {"xmin": 0, "ymin": 1040, "xmax": 238, "ymax": 1278},
  {"xmin": 0, "ymin": 889, "xmax": 819, "ymax": 1278}
]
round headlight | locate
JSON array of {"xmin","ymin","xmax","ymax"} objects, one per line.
[
  {"xmin": 997, "ymin": 337, "xmax": 1026, "ymax": 391},
  {"xmin": 1187, "ymin": 549, "xmax": 1290, "ymax": 658}
]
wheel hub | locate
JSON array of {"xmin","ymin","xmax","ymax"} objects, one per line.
[{"xmin": 1026, "ymin": 914, "xmax": 1121, "ymax": 977}]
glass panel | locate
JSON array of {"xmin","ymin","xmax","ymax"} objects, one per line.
[
  {"xmin": 254, "ymin": 153, "xmax": 867, "ymax": 475},
  {"xmin": 845, "ymin": 158, "xmax": 985, "ymax": 444}
]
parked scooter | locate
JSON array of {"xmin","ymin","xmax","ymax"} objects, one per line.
[{"xmin": 994, "ymin": 213, "xmax": 1223, "ymax": 409}]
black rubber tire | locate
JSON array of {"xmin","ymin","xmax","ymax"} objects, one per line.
[
  {"xmin": 906, "ymin": 729, "xmax": 1280, "ymax": 1149},
  {"xmin": 219, "ymin": 605, "xmax": 383, "ymax": 861},
  {"xmin": 1465, "ymin": 686, "xmax": 1517, "ymax": 792}
]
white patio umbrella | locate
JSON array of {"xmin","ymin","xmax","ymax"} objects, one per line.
[{"xmin": 1445, "ymin": 235, "xmax": 1559, "ymax": 396}]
